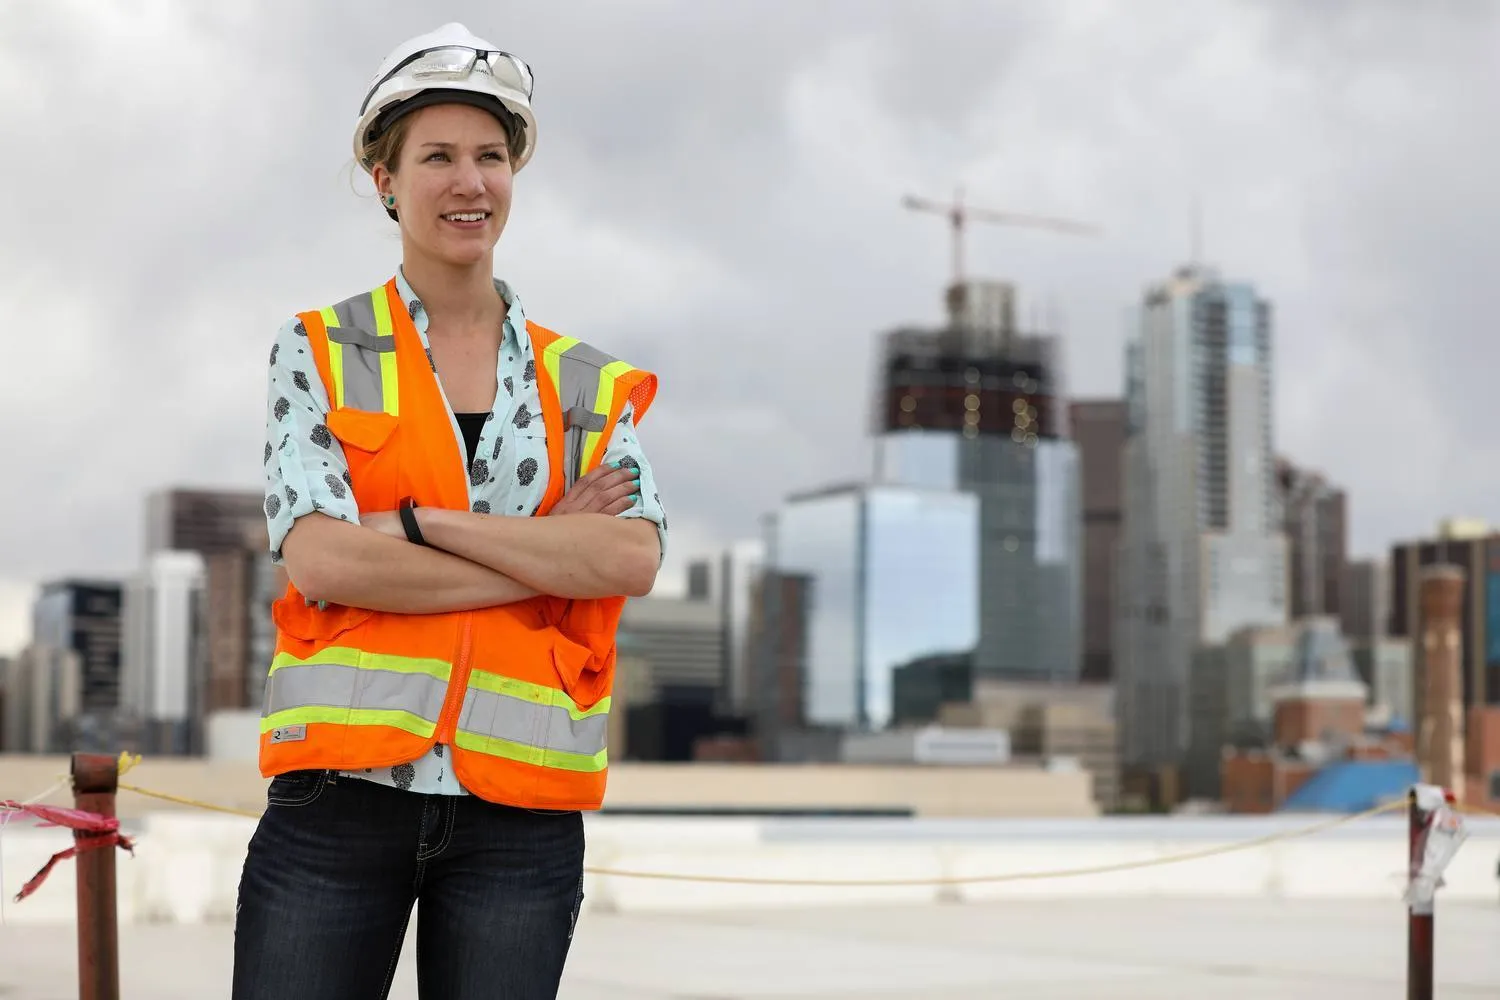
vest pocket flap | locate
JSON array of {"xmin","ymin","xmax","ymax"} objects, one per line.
[
  {"xmin": 551, "ymin": 635, "xmax": 607, "ymax": 710},
  {"xmin": 273, "ymin": 594, "xmax": 374, "ymax": 643},
  {"xmin": 326, "ymin": 407, "xmax": 397, "ymax": 453}
]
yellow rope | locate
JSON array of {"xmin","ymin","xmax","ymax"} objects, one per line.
[
  {"xmin": 117, "ymin": 782, "xmax": 265, "ymax": 820},
  {"xmin": 578, "ymin": 799, "xmax": 1404, "ymax": 886},
  {"xmin": 112, "ymin": 773, "xmax": 1411, "ymax": 887}
]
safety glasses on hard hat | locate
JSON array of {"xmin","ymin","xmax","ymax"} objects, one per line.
[{"xmin": 360, "ymin": 46, "xmax": 535, "ymax": 117}]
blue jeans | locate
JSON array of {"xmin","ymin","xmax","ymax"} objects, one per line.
[{"xmin": 231, "ymin": 770, "xmax": 586, "ymax": 999}]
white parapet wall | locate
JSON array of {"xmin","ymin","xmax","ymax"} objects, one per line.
[{"xmin": 3, "ymin": 811, "xmax": 1497, "ymax": 926}]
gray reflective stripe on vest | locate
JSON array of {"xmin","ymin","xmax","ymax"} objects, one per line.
[
  {"xmin": 264, "ymin": 663, "xmax": 448, "ymax": 725},
  {"xmin": 333, "ymin": 289, "xmax": 379, "ymax": 333},
  {"xmin": 328, "ymin": 327, "xmax": 396, "ymax": 353},
  {"xmin": 456, "ymin": 686, "xmax": 609, "ymax": 757},
  {"xmin": 553, "ymin": 342, "xmax": 625, "ymax": 489},
  {"xmin": 325, "ymin": 288, "xmax": 397, "ymax": 413},
  {"xmin": 563, "ymin": 406, "xmax": 606, "ymax": 432}
]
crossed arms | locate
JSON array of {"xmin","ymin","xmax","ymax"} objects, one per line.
[
  {"xmin": 282, "ymin": 464, "xmax": 659, "ymax": 614},
  {"xmin": 263, "ymin": 315, "xmax": 664, "ymax": 616}
]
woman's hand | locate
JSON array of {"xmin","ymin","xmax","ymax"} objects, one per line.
[{"xmin": 549, "ymin": 463, "xmax": 640, "ymax": 517}]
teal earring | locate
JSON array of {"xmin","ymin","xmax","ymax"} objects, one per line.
[{"xmin": 384, "ymin": 194, "xmax": 396, "ymax": 208}]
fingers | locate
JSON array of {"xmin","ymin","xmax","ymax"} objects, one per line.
[
  {"xmin": 575, "ymin": 464, "xmax": 640, "ymax": 514},
  {"xmin": 551, "ymin": 463, "xmax": 641, "ymax": 515}
]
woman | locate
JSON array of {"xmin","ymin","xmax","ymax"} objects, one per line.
[{"xmin": 233, "ymin": 22, "xmax": 667, "ymax": 1000}]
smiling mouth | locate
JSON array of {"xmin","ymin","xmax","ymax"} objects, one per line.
[{"xmin": 441, "ymin": 211, "xmax": 490, "ymax": 222}]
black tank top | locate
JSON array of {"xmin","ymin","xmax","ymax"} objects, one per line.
[{"xmin": 455, "ymin": 412, "xmax": 487, "ymax": 466}]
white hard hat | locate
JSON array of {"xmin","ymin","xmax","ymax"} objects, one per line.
[{"xmin": 354, "ymin": 22, "xmax": 537, "ymax": 173}]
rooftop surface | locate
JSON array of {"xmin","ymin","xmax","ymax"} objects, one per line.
[{"xmin": 3, "ymin": 898, "xmax": 1497, "ymax": 998}]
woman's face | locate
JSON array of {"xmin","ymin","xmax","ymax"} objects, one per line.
[{"xmin": 375, "ymin": 103, "xmax": 515, "ymax": 268}]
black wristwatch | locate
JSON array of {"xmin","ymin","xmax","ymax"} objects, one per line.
[{"xmin": 398, "ymin": 496, "xmax": 426, "ymax": 546}]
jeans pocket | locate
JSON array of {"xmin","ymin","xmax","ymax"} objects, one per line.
[{"xmin": 266, "ymin": 769, "xmax": 330, "ymax": 808}]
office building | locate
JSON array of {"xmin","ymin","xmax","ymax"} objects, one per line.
[
  {"xmin": 32, "ymin": 580, "xmax": 124, "ymax": 715},
  {"xmin": 615, "ymin": 595, "xmax": 726, "ymax": 761},
  {"xmin": 121, "ymin": 551, "xmax": 207, "ymax": 754},
  {"xmin": 145, "ymin": 488, "xmax": 267, "ymax": 556},
  {"xmin": 1, "ymin": 644, "xmax": 82, "ymax": 753},
  {"xmin": 1389, "ymin": 520, "xmax": 1500, "ymax": 711},
  {"xmin": 143, "ymin": 488, "xmax": 277, "ymax": 714},
  {"xmin": 1342, "ymin": 559, "xmax": 1389, "ymax": 641},
  {"xmin": 745, "ymin": 567, "xmax": 813, "ymax": 758},
  {"xmin": 717, "ymin": 539, "xmax": 765, "ymax": 714},
  {"xmin": 684, "ymin": 540, "xmax": 768, "ymax": 716},
  {"xmin": 1277, "ymin": 458, "xmax": 1347, "ymax": 620},
  {"xmin": 764, "ymin": 483, "xmax": 980, "ymax": 732},
  {"xmin": 871, "ymin": 278, "xmax": 1082, "ymax": 684},
  {"xmin": 1341, "ymin": 557, "xmax": 1405, "ymax": 715},
  {"xmin": 1116, "ymin": 265, "xmax": 1289, "ymax": 772},
  {"xmin": 1071, "ymin": 399, "xmax": 1128, "ymax": 682}
]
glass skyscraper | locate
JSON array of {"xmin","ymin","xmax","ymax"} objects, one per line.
[
  {"xmin": 1116, "ymin": 265, "xmax": 1289, "ymax": 769},
  {"xmin": 764, "ymin": 279, "xmax": 1083, "ymax": 733},
  {"xmin": 767, "ymin": 484, "xmax": 980, "ymax": 729}
]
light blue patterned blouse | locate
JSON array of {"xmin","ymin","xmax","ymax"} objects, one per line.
[{"xmin": 261, "ymin": 269, "xmax": 667, "ymax": 796}]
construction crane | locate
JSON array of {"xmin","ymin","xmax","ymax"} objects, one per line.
[{"xmin": 902, "ymin": 186, "xmax": 1100, "ymax": 285}]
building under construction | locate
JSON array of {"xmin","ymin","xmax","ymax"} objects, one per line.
[{"xmin": 871, "ymin": 276, "xmax": 1082, "ymax": 686}]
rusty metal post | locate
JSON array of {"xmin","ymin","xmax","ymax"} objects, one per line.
[
  {"xmin": 1407, "ymin": 786, "xmax": 1434, "ymax": 1000},
  {"xmin": 72, "ymin": 753, "xmax": 120, "ymax": 1000},
  {"xmin": 1416, "ymin": 565, "xmax": 1466, "ymax": 799}
]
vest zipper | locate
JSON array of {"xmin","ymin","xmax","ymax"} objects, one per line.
[{"xmin": 438, "ymin": 611, "xmax": 475, "ymax": 745}]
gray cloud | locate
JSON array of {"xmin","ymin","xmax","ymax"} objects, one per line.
[{"xmin": 0, "ymin": 0, "xmax": 1494, "ymax": 637}]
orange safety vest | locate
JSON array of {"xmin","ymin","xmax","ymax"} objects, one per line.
[{"xmin": 259, "ymin": 277, "xmax": 657, "ymax": 810}]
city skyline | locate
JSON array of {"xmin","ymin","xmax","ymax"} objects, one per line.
[{"xmin": 3, "ymin": 3, "xmax": 1497, "ymax": 654}]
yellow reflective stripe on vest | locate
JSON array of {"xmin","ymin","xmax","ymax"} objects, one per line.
[
  {"xmin": 319, "ymin": 306, "xmax": 344, "ymax": 408},
  {"xmin": 371, "ymin": 286, "xmax": 399, "ymax": 416},
  {"xmin": 452, "ymin": 730, "xmax": 608, "ymax": 773},
  {"xmin": 455, "ymin": 667, "xmax": 610, "ymax": 773},
  {"xmin": 464, "ymin": 668, "xmax": 610, "ymax": 719},
  {"xmin": 261, "ymin": 706, "xmax": 437, "ymax": 740},
  {"xmin": 582, "ymin": 359, "xmax": 635, "ymax": 471},
  {"xmin": 544, "ymin": 338, "xmax": 637, "ymax": 484},
  {"xmin": 541, "ymin": 335, "xmax": 579, "ymax": 400},
  {"xmin": 268, "ymin": 646, "xmax": 451, "ymax": 680},
  {"xmin": 261, "ymin": 646, "xmax": 452, "ymax": 738}
]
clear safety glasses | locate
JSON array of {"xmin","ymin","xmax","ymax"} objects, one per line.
[{"xmin": 360, "ymin": 46, "xmax": 535, "ymax": 117}]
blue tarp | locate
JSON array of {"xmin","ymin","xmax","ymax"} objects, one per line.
[{"xmin": 1278, "ymin": 759, "xmax": 1419, "ymax": 813}]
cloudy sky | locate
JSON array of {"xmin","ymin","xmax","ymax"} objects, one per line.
[{"xmin": 1, "ymin": 0, "xmax": 1494, "ymax": 651}]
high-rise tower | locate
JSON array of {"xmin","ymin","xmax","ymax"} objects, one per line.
[{"xmin": 1116, "ymin": 265, "xmax": 1289, "ymax": 769}]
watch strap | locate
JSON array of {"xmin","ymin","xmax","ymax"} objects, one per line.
[{"xmin": 398, "ymin": 496, "xmax": 426, "ymax": 546}]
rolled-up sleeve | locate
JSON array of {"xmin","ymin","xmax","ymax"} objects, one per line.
[
  {"xmin": 600, "ymin": 400, "xmax": 667, "ymax": 564},
  {"xmin": 262, "ymin": 317, "xmax": 360, "ymax": 561}
]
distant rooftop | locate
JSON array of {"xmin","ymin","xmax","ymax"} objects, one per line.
[{"xmin": 1278, "ymin": 759, "xmax": 1418, "ymax": 814}]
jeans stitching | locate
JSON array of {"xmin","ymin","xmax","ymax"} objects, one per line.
[
  {"xmin": 390, "ymin": 813, "xmax": 429, "ymax": 996},
  {"xmin": 568, "ymin": 873, "xmax": 585, "ymax": 941},
  {"xmin": 376, "ymin": 904, "xmax": 409, "ymax": 1000},
  {"xmin": 265, "ymin": 769, "xmax": 328, "ymax": 808},
  {"xmin": 416, "ymin": 799, "xmax": 456, "ymax": 862}
]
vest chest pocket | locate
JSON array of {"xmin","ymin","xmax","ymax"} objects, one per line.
[
  {"xmin": 327, "ymin": 407, "xmax": 396, "ymax": 451},
  {"xmin": 326, "ymin": 408, "xmax": 401, "ymax": 512}
]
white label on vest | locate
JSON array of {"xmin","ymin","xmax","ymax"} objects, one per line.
[{"xmin": 270, "ymin": 724, "xmax": 307, "ymax": 744}]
